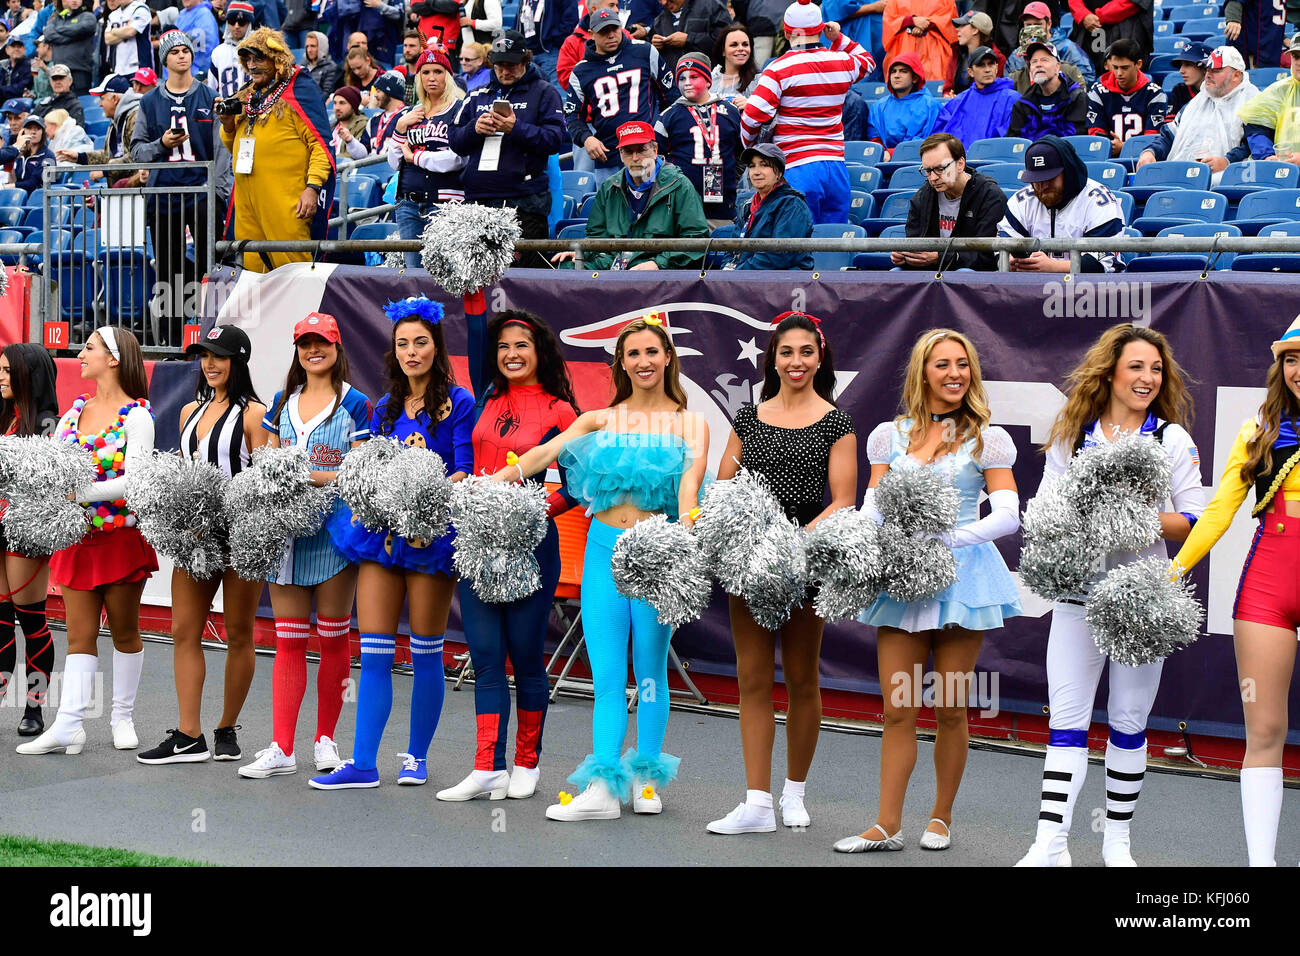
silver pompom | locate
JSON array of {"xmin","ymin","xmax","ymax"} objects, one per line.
[
  {"xmin": 375, "ymin": 446, "xmax": 453, "ymax": 542},
  {"xmin": 382, "ymin": 251, "xmax": 407, "ymax": 271},
  {"xmin": 880, "ymin": 526, "xmax": 958, "ymax": 603},
  {"xmin": 1086, "ymin": 556, "xmax": 1204, "ymax": 666},
  {"xmin": 335, "ymin": 437, "xmax": 405, "ymax": 531},
  {"xmin": 610, "ymin": 514, "xmax": 711, "ymax": 627},
  {"xmin": 224, "ymin": 445, "xmax": 336, "ymax": 581},
  {"xmin": 450, "ymin": 476, "xmax": 550, "ymax": 603},
  {"xmin": 1087, "ymin": 488, "xmax": 1163, "ymax": 554},
  {"xmin": 693, "ymin": 469, "xmax": 785, "ymax": 593},
  {"xmin": 875, "ymin": 465, "xmax": 961, "ymax": 535},
  {"xmin": 226, "ymin": 519, "xmax": 291, "ymax": 582},
  {"xmin": 738, "ymin": 516, "xmax": 808, "ymax": 630},
  {"xmin": 126, "ymin": 452, "xmax": 229, "ymax": 580},
  {"xmin": 0, "ymin": 263, "xmax": 9, "ymax": 298},
  {"xmin": 1063, "ymin": 432, "xmax": 1173, "ymax": 510},
  {"xmin": 420, "ymin": 203, "xmax": 523, "ymax": 296},
  {"xmin": 0, "ymin": 437, "xmax": 96, "ymax": 555},
  {"xmin": 804, "ymin": 507, "xmax": 885, "ymax": 623},
  {"xmin": 1019, "ymin": 484, "xmax": 1101, "ymax": 601},
  {"xmin": 3, "ymin": 497, "xmax": 88, "ymax": 554}
]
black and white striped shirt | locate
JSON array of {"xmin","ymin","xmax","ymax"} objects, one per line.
[{"xmin": 180, "ymin": 400, "xmax": 250, "ymax": 477}]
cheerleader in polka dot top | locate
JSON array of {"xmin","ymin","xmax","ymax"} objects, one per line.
[
  {"xmin": 706, "ymin": 312, "xmax": 858, "ymax": 838},
  {"xmin": 21, "ymin": 328, "xmax": 158, "ymax": 758}
]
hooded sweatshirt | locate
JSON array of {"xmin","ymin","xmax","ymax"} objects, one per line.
[
  {"xmin": 304, "ymin": 32, "xmax": 340, "ymax": 96},
  {"xmin": 1008, "ymin": 71, "xmax": 1088, "ymax": 140},
  {"xmin": 654, "ymin": 92, "xmax": 745, "ymax": 221},
  {"xmin": 935, "ymin": 75, "xmax": 1021, "ymax": 143},
  {"xmin": 867, "ymin": 58, "xmax": 942, "ymax": 149},
  {"xmin": 998, "ymin": 133, "xmax": 1124, "ymax": 272}
]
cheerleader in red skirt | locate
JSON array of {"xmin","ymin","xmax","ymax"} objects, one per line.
[{"xmin": 18, "ymin": 328, "xmax": 158, "ymax": 756}]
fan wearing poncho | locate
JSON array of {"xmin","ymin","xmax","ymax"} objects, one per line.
[
  {"xmin": 20, "ymin": 328, "xmax": 157, "ymax": 758},
  {"xmin": 495, "ymin": 317, "xmax": 709, "ymax": 822},
  {"xmin": 704, "ymin": 312, "xmax": 858, "ymax": 838},
  {"xmin": 237, "ymin": 313, "xmax": 371, "ymax": 782},
  {"xmin": 1169, "ymin": 316, "xmax": 1300, "ymax": 868},
  {"xmin": 311, "ymin": 297, "xmax": 475, "ymax": 791},
  {"xmin": 836, "ymin": 329, "xmax": 1021, "ymax": 856},
  {"xmin": 436, "ymin": 306, "xmax": 580, "ymax": 804},
  {"xmin": 1017, "ymin": 324, "xmax": 1204, "ymax": 870},
  {"xmin": 1238, "ymin": 54, "xmax": 1300, "ymax": 164}
]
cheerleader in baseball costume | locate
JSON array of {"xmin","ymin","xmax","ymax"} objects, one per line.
[
  {"xmin": 436, "ymin": 307, "xmax": 580, "ymax": 802},
  {"xmin": 19, "ymin": 328, "xmax": 158, "ymax": 756},
  {"xmin": 495, "ymin": 317, "xmax": 709, "ymax": 822},
  {"xmin": 310, "ymin": 297, "xmax": 475, "ymax": 790},
  {"xmin": 835, "ymin": 329, "xmax": 1022, "ymax": 854},
  {"xmin": 1171, "ymin": 317, "xmax": 1300, "ymax": 867},
  {"xmin": 137, "ymin": 327, "xmax": 269, "ymax": 765},
  {"xmin": 707, "ymin": 313, "xmax": 857, "ymax": 835},
  {"xmin": 1017, "ymin": 324, "xmax": 1204, "ymax": 867},
  {"xmin": 0, "ymin": 343, "xmax": 60, "ymax": 737},
  {"xmin": 239, "ymin": 313, "xmax": 372, "ymax": 780}
]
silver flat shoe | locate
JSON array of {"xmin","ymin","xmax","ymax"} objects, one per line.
[
  {"xmin": 833, "ymin": 825, "xmax": 904, "ymax": 853},
  {"xmin": 919, "ymin": 818, "xmax": 951, "ymax": 850}
]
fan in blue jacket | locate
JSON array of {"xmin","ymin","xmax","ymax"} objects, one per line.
[
  {"xmin": 867, "ymin": 52, "xmax": 941, "ymax": 150},
  {"xmin": 0, "ymin": 116, "xmax": 55, "ymax": 192},
  {"xmin": 1007, "ymin": 42, "xmax": 1087, "ymax": 141},
  {"xmin": 935, "ymin": 46, "xmax": 1022, "ymax": 144},
  {"xmin": 728, "ymin": 143, "xmax": 814, "ymax": 271}
]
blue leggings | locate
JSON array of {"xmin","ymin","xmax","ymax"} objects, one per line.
[
  {"xmin": 569, "ymin": 518, "xmax": 680, "ymax": 801},
  {"xmin": 458, "ymin": 522, "xmax": 561, "ymax": 772}
]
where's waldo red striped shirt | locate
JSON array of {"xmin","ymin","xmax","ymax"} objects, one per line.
[{"xmin": 739, "ymin": 32, "xmax": 876, "ymax": 168}]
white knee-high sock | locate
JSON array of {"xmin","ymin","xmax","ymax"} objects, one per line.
[
  {"xmin": 1034, "ymin": 745, "xmax": 1089, "ymax": 858},
  {"xmin": 111, "ymin": 648, "xmax": 144, "ymax": 725},
  {"xmin": 50, "ymin": 653, "xmax": 97, "ymax": 741},
  {"xmin": 1240, "ymin": 766, "xmax": 1283, "ymax": 867},
  {"xmin": 1103, "ymin": 741, "xmax": 1146, "ymax": 858}
]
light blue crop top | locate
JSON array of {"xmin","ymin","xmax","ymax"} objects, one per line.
[{"xmin": 558, "ymin": 429, "xmax": 693, "ymax": 518}]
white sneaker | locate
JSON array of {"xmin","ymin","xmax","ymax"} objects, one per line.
[
  {"xmin": 632, "ymin": 779, "xmax": 662, "ymax": 814},
  {"xmin": 545, "ymin": 781, "xmax": 621, "ymax": 821},
  {"xmin": 707, "ymin": 802, "xmax": 777, "ymax": 835},
  {"xmin": 780, "ymin": 792, "xmax": 810, "ymax": 828},
  {"xmin": 314, "ymin": 736, "xmax": 343, "ymax": 771},
  {"xmin": 436, "ymin": 770, "xmax": 510, "ymax": 802},
  {"xmin": 507, "ymin": 765, "xmax": 539, "ymax": 799},
  {"xmin": 1014, "ymin": 842, "xmax": 1073, "ymax": 867},
  {"xmin": 111, "ymin": 720, "xmax": 138, "ymax": 750},
  {"xmin": 238, "ymin": 741, "xmax": 297, "ymax": 779}
]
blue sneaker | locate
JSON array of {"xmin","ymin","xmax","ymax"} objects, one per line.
[
  {"xmin": 397, "ymin": 753, "xmax": 427, "ymax": 786},
  {"xmin": 308, "ymin": 759, "xmax": 380, "ymax": 790}
]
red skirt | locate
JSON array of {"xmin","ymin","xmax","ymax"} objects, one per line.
[{"xmin": 49, "ymin": 527, "xmax": 158, "ymax": 591}]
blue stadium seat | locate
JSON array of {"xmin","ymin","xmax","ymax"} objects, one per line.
[
  {"xmin": 552, "ymin": 218, "xmax": 585, "ymax": 235},
  {"xmin": 1117, "ymin": 133, "xmax": 1162, "ymax": 170},
  {"xmin": 1231, "ymin": 189, "xmax": 1300, "ymax": 234},
  {"xmin": 1179, "ymin": 17, "xmax": 1226, "ymax": 38},
  {"xmin": 844, "ymin": 140, "xmax": 884, "ymax": 166},
  {"xmin": 1147, "ymin": 54, "xmax": 1181, "ymax": 76},
  {"xmin": 1087, "ymin": 160, "xmax": 1127, "ymax": 189},
  {"xmin": 1151, "ymin": 35, "xmax": 1189, "ymax": 54},
  {"xmin": 557, "ymin": 223, "xmax": 587, "ymax": 241},
  {"xmin": 561, "ymin": 169, "xmax": 595, "ymax": 197},
  {"xmin": 1231, "ymin": 221, "xmax": 1300, "ymax": 271},
  {"xmin": 978, "ymin": 162, "xmax": 1026, "ymax": 189},
  {"xmin": 0, "ymin": 205, "xmax": 21, "ymax": 228},
  {"xmin": 1116, "ymin": 190, "xmax": 1135, "ymax": 223},
  {"xmin": 1123, "ymin": 160, "xmax": 1210, "ymax": 203},
  {"xmin": 1125, "ymin": 222, "xmax": 1242, "ymax": 272},
  {"xmin": 858, "ymin": 192, "xmax": 913, "ymax": 236},
  {"xmin": 852, "ymin": 223, "xmax": 907, "ymax": 270},
  {"xmin": 579, "ymin": 194, "xmax": 596, "ymax": 218},
  {"xmin": 344, "ymin": 175, "xmax": 381, "ymax": 210},
  {"xmin": 86, "ymin": 120, "xmax": 110, "ymax": 138},
  {"xmin": 23, "ymin": 187, "xmax": 42, "ymax": 208},
  {"xmin": 1131, "ymin": 189, "xmax": 1226, "ymax": 234},
  {"xmin": 887, "ymin": 165, "xmax": 927, "ymax": 192},
  {"xmin": 846, "ymin": 163, "xmax": 881, "ymax": 192},
  {"xmin": 924, "ymin": 80, "xmax": 944, "ymax": 97},
  {"xmin": 1064, "ymin": 135, "xmax": 1112, "ymax": 161},
  {"xmin": 0, "ymin": 227, "xmax": 25, "ymax": 265},
  {"xmin": 1153, "ymin": 20, "xmax": 1174, "ymax": 37},
  {"xmin": 1216, "ymin": 161, "xmax": 1300, "ymax": 202},
  {"xmin": 103, "ymin": 249, "xmax": 154, "ymax": 326},
  {"xmin": 848, "ymin": 188, "xmax": 872, "ymax": 225},
  {"xmin": 47, "ymin": 249, "xmax": 94, "ymax": 321},
  {"xmin": 1249, "ymin": 68, "xmax": 1289, "ymax": 88},
  {"xmin": 68, "ymin": 227, "xmax": 103, "ymax": 256},
  {"xmin": 966, "ymin": 137, "xmax": 1031, "ymax": 165},
  {"xmin": 809, "ymin": 222, "xmax": 866, "ymax": 271},
  {"xmin": 705, "ymin": 224, "xmax": 737, "ymax": 269},
  {"xmin": 0, "ymin": 188, "xmax": 23, "ymax": 208},
  {"xmin": 855, "ymin": 81, "xmax": 889, "ymax": 101},
  {"xmin": 350, "ymin": 222, "xmax": 398, "ymax": 241},
  {"xmin": 876, "ymin": 139, "xmax": 927, "ymax": 179}
]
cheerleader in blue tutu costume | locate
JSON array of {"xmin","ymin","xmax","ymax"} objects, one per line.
[
  {"xmin": 835, "ymin": 329, "xmax": 1022, "ymax": 855},
  {"xmin": 310, "ymin": 296, "xmax": 476, "ymax": 790}
]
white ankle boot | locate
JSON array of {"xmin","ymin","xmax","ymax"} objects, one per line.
[
  {"xmin": 17, "ymin": 654, "xmax": 95, "ymax": 756},
  {"xmin": 436, "ymin": 769, "xmax": 510, "ymax": 802}
]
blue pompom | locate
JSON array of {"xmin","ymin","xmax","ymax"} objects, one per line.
[{"xmin": 383, "ymin": 295, "xmax": 444, "ymax": 326}]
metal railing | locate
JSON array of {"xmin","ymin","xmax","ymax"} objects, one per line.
[{"xmin": 332, "ymin": 154, "xmax": 397, "ymax": 238}]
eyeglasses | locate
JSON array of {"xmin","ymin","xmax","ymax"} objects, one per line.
[{"xmin": 920, "ymin": 159, "xmax": 955, "ymax": 177}]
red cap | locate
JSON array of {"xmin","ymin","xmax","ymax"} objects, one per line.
[
  {"xmin": 615, "ymin": 120, "xmax": 655, "ymax": 148},
  {"xmin": 886, "ymin": 51, "xmax": 926, "ymax": 84},
  {"xmin": 132, "ymin": 67, "xmax": 157, "ymax": 86},
  {"xmin": 1021, "ymin": 1, "xmax": 1052, "ymax": 20},
  {"xmin": 293, "ymin": 312, "xmax": 342, "ymax": 344}
]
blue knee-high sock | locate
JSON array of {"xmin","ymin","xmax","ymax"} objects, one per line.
[
  {"xmin": 407, "ymin": 633, "xmax": 445, "ymax": 760},
  {"xmin": 351, "ymin": 633, "xmax": 396, "ymax": 772}
]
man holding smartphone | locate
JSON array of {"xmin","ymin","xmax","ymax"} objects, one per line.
[{"xmin": 449, "ymin": 29, "xmax": 565, "ymax": 267}]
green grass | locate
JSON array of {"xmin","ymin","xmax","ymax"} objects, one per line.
[{"xmin": 0, "ymin": 835, "xmax": 207, "ymax": 867}]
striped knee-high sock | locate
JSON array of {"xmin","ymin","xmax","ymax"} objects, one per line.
[
  {"xmin": 15, "ymin": 601, "xmax": 53, "ymax": 707},
  {"xmin": 1103, "ymin": 729, "xmax": 1147, "ymax": 860},
  {"xmin": 350, "ymin": 633, "xmax": 395, "ymax": 772},
  {"xmin": 314, "ymin": 614, "xmax": 353, "ymax": 741},
  {"xmin": 271, "ymin": 618, "xmax": 311, "ymax": 756},
  {"xmin": 0, "ymin": 602, "xmax": 14, "ymax": 700},
  {"xmin": 407, "ymin": 633, "xmax": 445, "ymax": 761},
  {"xmin": 1034, "ymin": 730, "xmax": 1090, "ymax": 858}
]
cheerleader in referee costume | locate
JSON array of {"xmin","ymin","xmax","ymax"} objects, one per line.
[
  {"xmin": 19, "ymin": 328, "xmax": 158, "ymax": 756},
  {"xmin": 310, "ymin": 296, "xmax": 475, "ymax": 790},
  {"xmin": 137, "ymin": 326, "xmax": 269, "ymax": 765},
  {"xmin": 0, "ymin": 343, "xmax": 60, "ymax": 737},
  {"xmin": 1171, "ymin": 317, "xmax": 1300, "ymax": 867},
  {"xmin": 496, "ymin": 316, "xmax": 709, "ymax": 822},
  {"xmin": 1016, "ymin": 324, "xmax": 1204, "ymax": 867},
  {"xmin": 706, "ymin": 313, "xmax": 857, "ymax": 835},
  {"xmin": 436, "ymin": 307, "xmax": 580, "ymax": 802},
  {"xmin": 835, "ymin": 329, "xmax": 1022, "ymax": 853},
  {"xmin": 239, "ymin": 313, "xmax": 372, "ymax": 780}
]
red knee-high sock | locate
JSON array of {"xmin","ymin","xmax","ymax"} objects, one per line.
[
  {"xmin": 314, "ymin": 614, "xmax": 352, "ymax": 741},
  {"xmin": 271, "ymin": 618, "xmax": 310, "ymax": 756}
]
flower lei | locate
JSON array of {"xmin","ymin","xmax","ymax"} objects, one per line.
[{"xmin": 58, "ymin": 395, "xmax": 152, "ymax": 532}]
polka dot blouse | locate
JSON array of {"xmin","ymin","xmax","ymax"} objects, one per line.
[{"xmin": 733, "ymin": 403, "xmax": 856, "ymax": 526}]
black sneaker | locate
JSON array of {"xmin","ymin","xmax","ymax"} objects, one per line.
[
  {"xmin": 213, "ymin": 725, "xmax": 242, "ymax": 761},
  {"xmin": 136, "ymin": 729, "xmax": 211, "ymax": 765}
]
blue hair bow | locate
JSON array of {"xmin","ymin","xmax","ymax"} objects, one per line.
[{"xmin": 383, "ymin": 296, "xmax": 444, "ymax": 325}]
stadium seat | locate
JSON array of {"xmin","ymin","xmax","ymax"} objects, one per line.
[
  {"xmin": 1124, "ymin": 222, "xmax": 1241, "ymax": 271},
  {"xmin": 1179, "ymin": 17, "xmax": 1226, "ymax": 38},
  {"xmin": 1151, "ymin": 35, "xmax": 1187, "ymax": 54},
  {"xmin": 1249, "ymin": 68, "xmax": 1289, "ymax": 88},
  {"xmin": 1117, "ymin": 133, "xmax": 1162, "ymax": 170},
  {"xmin": 848, "ymin": 188, "xmax": 872, "ymax": 224},
  {"xmin": 0, "ymin": 187, "xmax": 23, "ymax": 208},
  {"xmin": 855, "ymin": 81, "xmax": 889, "ymax": 101},
  {"xmin": 1122, "ymin": 160, "xmax": 1210, "ymax": 203},
  {"xmin": 843, "ymin": 140, "xmax": 884, "ymax": 166},
  {"xmin": 0, "ymin": 227, "xmax": 26, "ymax": 265},
  {"xmin": 1086, "ymin": 160, "xmax": 1127, "ymax": 189},
  {"xmin": 966, "ymin": 137, "xmax": 1030, "ymax": 165},
  {"xmin": 345, "ymin": 175, "xmax": 382, "ymax": 210},
  {"xmin": 852, "ymin": 222, "xmax": 907, "ymax": 270},
  {"xmin": 561, "ymin": 169, "xmax": 595, "ymax": 197},
  {"xmin": 887, "ymin": 165, "xmax": 928, "ymax": 192},
  {"xmin": 0, "ymin": 205, "xmax": 21, "ymax": 228},
  {"xmin": 86, "ymin": 119, "xmax": 110, "ymax": 138},
  {"xmin": 1216, "ymin": 160, "xmax": 1300, "ymax": 203},
  {"xmin": 68, "ymin": 227, "xmax": 103, "ymax": 256},
  {"xmin": 978, "ymin": 162, "xmax": 1027, "ymax": 189},
  {"xmin": 1131, "ymin": 189, "xmax": 1225, "ymax": 234},
  {"xmin": 858, "ymin": 191, "xmax": 913, "ymax": 236},
  {"xmin": 1231, "ymin": 221, "xmax": 1300, "ymax": 271},
  {"xmin": 23, "ymin": 187, "xmax": 42, "ymax": 208},
  {"xmin": 809, "ymin": 222, "xmax": 866, "ymax": 271},
  {"xmin": 846, "ymin": 163, "xmax": 881, "ymax": 192},
  {"xmin": 705, "ymin": 224, "xmax": 737, "ymax": 269},
  {"xmin": 350, "ymin": 222, "xmax": 398, "ymax": 241},
  {"xmin": 579, "ymin": 194, "xmax": 596, "ymax": 217},
  {"xmin": 1116, "ymin": 189, "xmax": 1135, "ymax": 223},
  {"xmin": 876, "ymin": 139, "xmax": 926, "ymax": 179},
  {"xmin": 103, "ymin": 249, "xmax": 154, "ymax": 327},
  {"xmin": 1147, "ymin": 54, "xmax": 1181, "ymax": 76},
  {"xmin": 924, "ymin": 80, "xmax": 944, "ymax": 97},
  {"xmin": 1064, "ymin": 135, "xmax": 1112, "ymax": 161},
  {"xmin": 46, "ymin": 249, "xmax": 94, "ymax": 321},
  {"xmin": 1231, "ymin": 189, "xmax": 1300, "ymax": 234},
  {"xmin": 557, "ymin": 223, "xmax": 587, "ymax": 241},
  {"xmin": 1153, "ymin": 20, "xmax": 1174, "ymax": 38}
]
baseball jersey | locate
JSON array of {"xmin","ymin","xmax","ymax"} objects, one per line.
[{"xmin": 998, "ymin": 178, "xmax": 1125, "ymax": 272}]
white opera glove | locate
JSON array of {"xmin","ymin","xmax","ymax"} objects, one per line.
[{"xmin": 938, "ymin": 488, "xmax": 1020, "ymax": 548}]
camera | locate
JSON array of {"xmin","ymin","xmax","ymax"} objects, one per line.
[{"xmin": 215, "ymin": 97, "xmax": 244, "ymax": 117}]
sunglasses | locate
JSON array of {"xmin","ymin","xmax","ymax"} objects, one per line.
[
  {"xmin": 238, "ymin": 49, "xmax": 269, "ymax": 61},
  {"xmin": 227, "ymin": 14, "xmax": 251, "ymax": 24}
]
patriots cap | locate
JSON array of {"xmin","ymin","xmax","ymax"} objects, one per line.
[
  {"xmin": 1170, "ymin": 41, "xmax": 1213, "ymax": 67},
  {"xmin": 1207, "ymin": 45, "xmax": 1246, "ymax": 71},
  {"xmin": 1023, "ymin": 139, "xmax": 1065, "ymax": 182},
  {"xmin": 615, "ymin": 120, "xmax": 655, "ymax": 147},
  {"xmin": 90, "ymin": 74, "xmax": 131, "ymax": 95},
  {"xmin": 1, "ymin": 97, "xmax": 29, "ymax": 115},
  {"xmin": 132, "ymin": 67, "xmax": 158, "ymax": 86},
  {"xmin": 1024, "ymin": 40, "xmax": 1058, "ymax": 60},
  {"xmin": 186, "ymin": 324, "xmax": 252, "ymax": 360},
  {"xmin": 589, "ymin": 7, "xmax": 622, "ymax": 32},
  {"xmin": 371, "ymin": 70, "xmax": 406, "ymax": 100},
  {"xmin": 489, "ymin": 30, "xmax": 527, "ymax": 62}
]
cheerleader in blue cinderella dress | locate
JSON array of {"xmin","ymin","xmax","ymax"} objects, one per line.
[{"xmin": 835, "ymin": 329, "xmax": 1022, "ymax": 855}]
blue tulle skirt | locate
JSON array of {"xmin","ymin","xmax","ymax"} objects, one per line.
[
  {"xmin": 860, "ymin": 540, "xmax": 1022, "ymax": 633},
  {"xmin": 327, "ymin": 502, "xmax": 456, "ymax": 576}
]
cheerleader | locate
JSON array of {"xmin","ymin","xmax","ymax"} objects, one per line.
[
  {"xmin": 436, "ymin": 308, "xmax": 580, "ymax": 802},
  {"xmin": 1170, "ymin": 317, "xmax": 1300, "ymax": 867},
  {"xmin": 137, "ymin": 327, "xmax": 269, "ymax": 765},
  {"xmin": 496, "ymin": 317, "xmax": 709, "ymax": 821},
  {"xmin": 309, "ymin": 296, "xmax": 473, "ymax": 790},
  {"xmin": 18, "ymin": 328, "xmax": 158, "ymax": 756},
  {"xmin": 239, "ymin": 313, "xmax": 372, "ymax": 780},
  {"xmin": 1016, "ymin": 323, "xmax": 1203, "ymax": 867},
  {"xmin": 835, "ymin": 329, "xmax": 1022, "ymax": 853},
  {"xmin": 706, "ymin": 313, "xmax": 857, "ymax": 835},
  {"xmin": 0, "ymin": 343, "xmax": 60, "ymax": 737}
]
